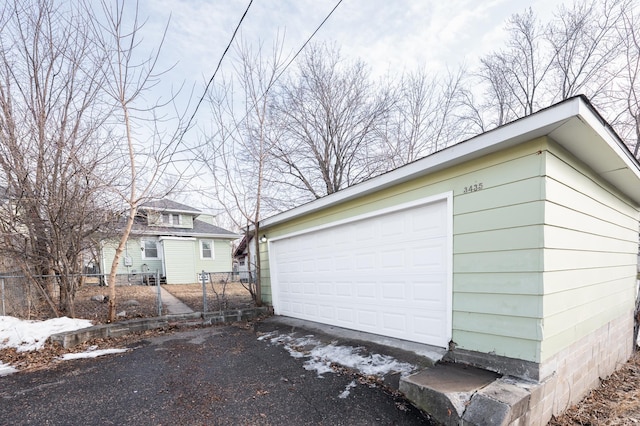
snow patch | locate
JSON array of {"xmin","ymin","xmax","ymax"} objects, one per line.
[
  {"xmin": 339, "ymin": 380, "xmax": 357, "ymax": 399},
  {"xmin": 261, "ymin": 332, "xmax": 417, "ymax": 379},
  {"xmin": 0, "ymin": 316, "xmax": 93, "ymax": 352},
  {"xmin": 256, "ymin": 331, "xmax": 277, "ymax": 341},
  {"xmin": 306, "ymin": 343, "xmax": 416, "ymax": 377},
  {"xmin": 60, "ymin": 348, "xmax": 129, "ymax": 361},
  {"xmin": 0, "ymin": 361, "xmax": 18, "ymax": 376}
]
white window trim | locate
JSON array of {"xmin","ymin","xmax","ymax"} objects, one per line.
[
  {"xmin": 141, "ymin": 239, "xmax": 159, "ymax": 259},
  {"xmin": 200, "ymin": 239, "xmax": 214, "ymax": 260}
]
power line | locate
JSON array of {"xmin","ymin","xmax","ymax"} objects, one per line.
[
  {"xmin": 210, "ymin": 0, "xmax": 344, "ymax": 152},
  {"xmin": 180, "ymin": 0, "xmax": 254, "ymax": 143},
  {"xmin": 273, "ymin": 0, "xmax": 344, "ymax": 90}
]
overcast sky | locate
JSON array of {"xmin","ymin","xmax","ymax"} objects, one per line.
[
  {"xmin": 141, "ymin": 0, "xmax": 563, "ymax": 85},
  {"xmin": 130, "ymin": 0, "xmax": 565, "ymax": 214}
]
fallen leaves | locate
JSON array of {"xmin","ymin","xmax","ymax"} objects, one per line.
[
  {"xmin": 550, "ymin": 351, "xmax": 640, "ymax": 425},
  {"xmin": 0, "ymin": 327, "xmax": 173, "ymax": 373}
]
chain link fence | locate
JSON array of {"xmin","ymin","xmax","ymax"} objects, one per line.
[
  {"xmin": 1, "ymin": 271, "xmax": 256, "ymax": 322},
  {"xmin": 163, "ymin": 271, "xmax": 256, "ymax": 313},
  {"xmin": 0, "ymin": 273, "xmax": 163, "ymax": 322}
]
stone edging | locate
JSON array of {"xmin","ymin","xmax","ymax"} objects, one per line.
[{"xmin": 49, "ymin": 307, "xmax": 271, "ymax": 348}]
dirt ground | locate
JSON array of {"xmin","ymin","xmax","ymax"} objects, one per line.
[
  {"xmin": 72, "ymin": 282, "xmax": 254, "ymax": 323},
  {"xmin": 162, "ymin": 282, "xmax": 254, "ymax": 312}
]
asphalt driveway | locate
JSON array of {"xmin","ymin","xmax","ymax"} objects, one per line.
[{"xmin": 0, "ymin": 323, "xmax": 435, "ymax": 425}]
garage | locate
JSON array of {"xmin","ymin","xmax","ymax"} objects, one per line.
[
  {"xmin": 258, "ymin": 97, "xmax": 640, "ymax": 423},
  {"xmin": 268, "ymin": 195, "xmax": 452, "ymax": 347}
]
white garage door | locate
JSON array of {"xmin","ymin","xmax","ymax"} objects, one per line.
[{"xmin": 269, "ymin": 197, "xmax": 451, "ymax": 348}]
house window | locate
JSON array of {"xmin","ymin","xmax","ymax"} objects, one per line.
[
  {"xmin": 200, "ymin": 240, "xmax": 214, "ymax": 259},
  {"xmin": 142, "ymin": 240, "xmax": 158, "ymax": 259},
  {"xmin": 160, "ymin": 213, "xmax": 181, "ymax": 226}
]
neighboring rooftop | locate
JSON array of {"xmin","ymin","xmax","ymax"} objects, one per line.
[
  {"xmin": 140, "ymin": 199, "xmax": 202, "ymax": 214},
  {"xmin": 131, "ymin": 217, "xmax": 239, "ymax": 239}
]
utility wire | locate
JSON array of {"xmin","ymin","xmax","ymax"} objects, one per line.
[
  {"xmin": 179, "ymin": 0, "xmax": 254, "ymax": 143},
  {"xmin": 209, "ymin": 0, "xmax": 344, "ymax": 152},
  {"xmin": 271, "ymin": 0, "xmax": 343, "ymax": 92}
]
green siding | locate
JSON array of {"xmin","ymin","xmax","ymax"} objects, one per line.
[
  {"xmin": 182, "ymin": 215, "xmax": 194, "ymax": 228},
  {"xmin": 261, "ymin": 138, "xmax": 549, "ymax": 361},
  {"xmin": 539, "ymin": 141, "xmax": 639, "ymax": 361},
  {"xmin": 163, "ymin": 239, "xmax": 197, "ymax": 284},
  {"xmin": 454, "ymin": 226, "xmax": 542, "ymax": 252},
  {"xmin": 163, "ymin": 238, "xmax": 235, "ymax": 284},
  {"xmin": 454, "ymin": 201, "xmax": 544, "ymax": 234},
  {"xmin": 194, "ymin": 239, "xmax": 234, "ymax": 273},
  {"xmin": 101, "ymin": 238, "xmax": 163, "ymax": 278},
  {"xmin": 102, "ymin": 236, "xmax": 235, "ymax": 285},
  {"xmin": 259, "ymin": 241, "xmax": 271, "ymax": 304},
  {"xmin": 453, "ymin": 330, "xmax": 541, "ymax": 362},
  {"xmin": 146, "ymin": 213, "xmax": 195, "ymax": 229},
  {"xmin": 259, "ymin": 136, "xmax": 640, "ymax": 364},
  {"xmin": 454, "ymin": 311, "xmax": 543, "ymax": 340},
  {"xmin": 455, "ymin": 272, "xmax": 542, "ymax": 295}
]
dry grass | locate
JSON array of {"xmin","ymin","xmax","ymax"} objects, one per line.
[
  {"xmin": 162, "ymin": 282, "xmax": 254, "ymax": 312},
  {"xmin": 73, "ymin": 284, "xmax": 161, "ymax": 323},
  {"xmin": 67, "ymin": 280, "xmax": 253, "ymax": 323}
]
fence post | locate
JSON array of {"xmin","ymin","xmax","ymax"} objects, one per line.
[
  {"xmin": 156, "ymin": 270, "xmax": 162, "ymax": 317},
  {"xmin": 1, "ymin": 278, "xmax": 5, "ymax": 316},
  {"xmin": 201, "ymin": 270, "xmax": 207, "ymax": 313}
]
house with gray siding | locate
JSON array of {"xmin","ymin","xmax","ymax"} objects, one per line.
[
  {"xmin": 256, "ymin": 96, "xmax": 640, "ymax": 423},
  {"xmin": 101, "ymin": 200, "xmax": 240, "ymax": 284}
]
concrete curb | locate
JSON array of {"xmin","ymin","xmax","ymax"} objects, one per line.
[
  {"xmin": 49, "ymin": 307, "xmax": 271, "ymax": 348},
  {"xmin": 400, "ymin": 365, "xmax": 540, "ymax": 426}
]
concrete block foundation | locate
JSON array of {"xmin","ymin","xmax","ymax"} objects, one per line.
[{"xmin": 400, "ymin": 311, "xmax": 634, "ymax": 425}]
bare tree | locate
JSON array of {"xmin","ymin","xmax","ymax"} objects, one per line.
[
  {"xmin": 611, "ymin": 1, "xmax": 640, "ymax": 157},
  {"xmin": 201, "ymin": 36, "xmax": 288, "ymax": 305},
  {"xmin": 272, "ymin": 43, "xmax": 395, "ymax": 199},
  {"xmin": 381, "ymin": 68, "xmax": 469, "ymax": 168},
  {"xmin": 476, "ymin": 8, "xmax": 555, "ymax": 125},
  {"xmin": 470, "ymin": 0, "xmax": 640, "ymax": 154},
  {"xmin": 0, "ymin": 0, "xmax": 118, "ymax": 317},
  {"xmin": 546, "ymin": 0, "xmax": 625, "ymax": 104},
  {"xmin": 94, "ymin": 0, "xmax": 191, "ymax": 322}
]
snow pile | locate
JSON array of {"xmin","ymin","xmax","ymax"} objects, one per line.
[
  {"xmin": 0, "ymin": 316, "xmax": 93, "ymax": 352},
  {"xmin": 0, "ymin": 316, "xmax": 131, "ymax": 376},
  {"xmin": 260, "ymin": 331, "xmax": 417, "ymax": 379}
]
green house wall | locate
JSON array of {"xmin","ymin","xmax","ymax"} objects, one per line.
[
  {"xmin": 101, "ymin": 238, "xmax": 163, "ymax": 277},
  {"xmin": 162, "ymin": 239, "xmax": 197, "ymax": 284},
  {"xmin": 102, "ymin": 236, "xmax": 235, "ymax": 285},
  {"xmin": 163, "ymin": 238, "xmax": 234, "ymax": 284},
  {"xmin": 259, "ymin": 136, "xmax": 640, "ymax": 364}
]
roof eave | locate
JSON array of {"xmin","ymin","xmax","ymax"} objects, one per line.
[
  {"xmin": 131, "ymin": 230, "xmax": 241, "ymax": 239},
  {"xmin": 260, "ymin": 97, "xmax": 640, "ymax": 229}
]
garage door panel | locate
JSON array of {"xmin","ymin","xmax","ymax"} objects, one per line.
[
  {"xmin": 271, "ymin": 198, "xmax": 450, "ymax": 347},
  {"xmin": 383, "ymin": 313, "xmax": 406, "ymax": 332},
  {"xmin": 317, "ymin": 258, "xmax": 333, "ymax": 271},
  {"xmin": 358, "ymin": 310, "xmax": 377, "ymax": 327},
  {"xmin": 381, "ymin": 283, "xmax": 405, "ymax": 299}
]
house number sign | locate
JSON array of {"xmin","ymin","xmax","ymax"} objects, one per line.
[{"xmin": 463, "ymin": 183, "xmax": 484, "ymax": 193}]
